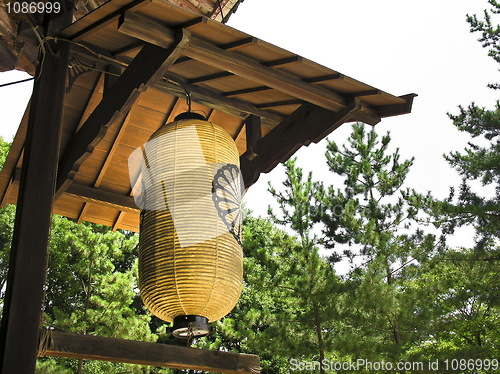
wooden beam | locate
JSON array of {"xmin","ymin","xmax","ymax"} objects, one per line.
[
  {"xmin": 9, "ymin": 170, "xmax": 140, "ymax": 216},
  {"xmin": 376, "ymin": 93, "xmax": 417, "ymax": 117},
  {"xmin": 255, "ymin": 99, "xmax": 304, "ymax": 109},
  {"xmin": 188, "ymin": 55, "xmax": 302, "ymax": 85},
  {"xmin": 40, "ymin": 329, "xmax": 260, "ymax": 374},
  {"xmin": 157, "ymin": 75, "xmax": 283, "ymax": 124},
  {"xmin": 77, "ymin": 108, "xmax": 135, "ymax": 224},
  {"xmin": 66, "ymin": 184, "xmax": 139, "ymax": 213},
  {"xmin": 223, "ymin": 85, "xmax": 269, "ymax": 97},
  {"xmin": 118, "ymin": 13, "xmax": 347, "ymax": 111},
  {"xmin": 69, "ymin": 0, "xmax": 147, "ymax": 41},
  {"xmin": 240, "ymin": 100, "xmax": 363, "ymax": 188},
  {"xmin": 245, "ymin": 115, "xmax": 261, "ymax": 160},
  {"xmin": 0, "ymin": 37, "xmax": 69, "ymax": 373},
  {"xmin": 303, "ymin": 73, "xmax": 343, "ymax": 83},
  {"xmin": 55, "ymin": 32, "xmax": 190, "ymax": 198}
]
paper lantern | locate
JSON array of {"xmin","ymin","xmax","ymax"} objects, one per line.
[{"xmin": 130, "ymin": 112, "xmax": 243, "ymax": 337}]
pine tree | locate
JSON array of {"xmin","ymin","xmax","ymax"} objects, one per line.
[
  {"xmin": 316, "ymin": 124, "xmax": 440, "ymax": 361},
  {"xmin": 432, "ymin": 0, "xmax": 500, "ymax": 249}
]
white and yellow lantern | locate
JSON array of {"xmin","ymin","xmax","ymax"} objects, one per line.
[{"xmin": 129, "ymin": 112, "xmax": 243, "ymax": 337}]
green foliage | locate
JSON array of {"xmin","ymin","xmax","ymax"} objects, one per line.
[
  {"xmin": 429, "ymin": 1, "xmax": 500, "ymax": 248},
  {"xmin": 37, "ymin": 217, "xmax": 159, "ymax": 373}
]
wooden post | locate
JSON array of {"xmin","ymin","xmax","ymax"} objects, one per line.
[{"xmin": 0, "ymin": 36, "xmax": 69, "ymax": 374}]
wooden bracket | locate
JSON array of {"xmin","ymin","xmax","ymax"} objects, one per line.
[
  {"xmin": 245, "ymin": 115, "xmax": 262, "ymax": 160},
  {"xmin": 240, "ymin": 100, "xmax": 363, "ymax": 188},
  {"xmin": 54, "ymin": 30, "xmax": 191, "ymax": 199}
]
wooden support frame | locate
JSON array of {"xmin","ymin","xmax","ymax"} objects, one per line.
[
  {"xmin": 245, "ymin": 115, "xmax": 262, "ymax": 160},
  {"xmin": 55, "ymin": 31, "xmax": 190, "ymax": 198},
  {"xmin": 0, "ymin": 38, "xmax": 70, "ymax": 373},
  {"xmin": 39, "ymin": 329, "xmax": 260, "ymax": 374},
  {"xmin": 240, "ymin": 100, "xmax": 367, "ymax": 187},
  {"xmin": 118, "ymin": 12, "xmax": 347, "ymax": 112},
  {"xmin": 157, "ymin": 74, "xmax": 283, "ymax": 124}
]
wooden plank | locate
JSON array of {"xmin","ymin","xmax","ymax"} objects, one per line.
[
  {"xmin": 376, "ymin": 93, "xmax": 417, "ymax": 117},
  {"xmin": 40, "ymin": 329, "xmax": 260, "ymax": 373},
  {"xmin": 76, "ymin": 74, "xmax": 105, "ymax": 132},
  {"xmin": 0, "ymin": 38, "xmax": 69, "ymax": 373},
  {"xmin": 245, "ymin": 115, "xmax": 261, "ymax": 160},
  {"xmin": 118, "ymin": 13, "xmax": 347, "ymax": 111},
  {"xmin": 240, "ymin": 100, "xmax": 364, "ymax": 188},
  {"xmin": 157, "ymin": 75, "xmax": 283, "ymax": 123},
  {"xmin": 65, "ymin": 184, "xmax": 139, "ymax": 213},
  {"xmin": 188, "ymin": 56, "xmax": 302, "ymax": 84},
  {"xmin": 256, "ymin": 99, "xmax": 304, "ymax": 109},
  {"xmin": 77, "ymin": 109, "xmax": 134, "ymax": 223},
  {"xmin": 55, "ymin": 32, "xmax": 191, "ymax": 198},
  {"xmin": 223, "ymin": 85, "xmax": 269, "ymax": 97},
  {"xmin": 63, "ymin": 0, "xmax": 147, "ymax": 40}
]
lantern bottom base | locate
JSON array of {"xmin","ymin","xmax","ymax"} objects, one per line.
[{"xmin": 170, "ymin": 315, "xmax": 212, "ymax": 338}]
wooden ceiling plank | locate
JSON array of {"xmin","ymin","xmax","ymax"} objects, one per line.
[
  {"xmin": 348, "ymin": 89, "xmax": 381, "ymax": 98},
  {"xmin": 223, "ymin": 85, "xmax": 269, "ymax": 97},
  {"xmin": 55, "ymin": 31, "xmax": 191, "ymax": 199},
  {"xmin": 75, "ymin": 74, "xmax": 105, "ymax": 132},
  {"xmin": 118, "ymin": 13, "xmax": 347, "ymax": 111},
  {"xmin": 41, "ymin": 329, "xmax": 260, "ymax": 374},
  {"xmin": 174, "ymin": 37, "xmax": 256, "ymax": 66},
  {"xmin": 240, "ymin": 100, "xmax": 364, "ymax": 188},
  {"xmin": 77, "ymin": 106, "xmax": 136, "ymax": 224},
  {"xmin": 255, "ymin": 99, "xmax": 304, "ymax": 109},
  {"xmin": 188, "ymin": 71, "xmax": 232, "ymax": 84},
  {"xmin": 303, "ymin": 73, "xmax": 343, "ymax": 83},
  {"xmin": 178, "ymin": 16, "xmax": 208, "ymax": 30},
  {"xmin": 262, "ymin": 55, "xmax": 302, "ymax": 68},
  {"xmin": 376, "ymin": 93, "xmax": 417, "ymax": 117},
  {"xmin": 74, "ymin": 74, "xmax": 105, "ymax": 223},
  {"xmin": 157, "ymin": 75, "xmax": 283, "ymax": 123},
  {"xmin": 188, "ymin": 55, "xmax": 301, "ymax": 85},
  {"xmin": 244, "ymin": 115, "xmax": 261, "ymax": 160},
  {"xmin": 112, "ymin": 41, "xmax": 143, "ymax": 57}
]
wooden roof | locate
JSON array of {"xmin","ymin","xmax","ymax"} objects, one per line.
[
  {"xmin": 0, "ymin": 0, "xmax": 416, "ymax": 232},
  {"xmin": 0, "ymin": 0, "xmax": 244, "ymax": 73}
]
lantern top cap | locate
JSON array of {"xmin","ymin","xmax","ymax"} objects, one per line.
[{"xmin": 174, "ymin": 112, "xmax": 206, "ymax": 121}]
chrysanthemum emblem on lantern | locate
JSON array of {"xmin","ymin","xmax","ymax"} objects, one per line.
[{"xmin": 128, "ymin": 112, "xmax": 243, "ymax": 337}]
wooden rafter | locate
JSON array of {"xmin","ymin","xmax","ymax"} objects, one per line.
[
  {"xmin": 245, "ymin": 115, "xmax": 261, "ymax": 160},
  {"xmin": 157, "ymin": 75, "xmax": 283, "ymax": 124},
  {"xmin": 55, "ymin": 31, "xmax": 191, "ymax": 198},
  {"xmin": 118, "ymin": 12, "xmax": 347, "ymax": 112},
  {"xmin": 240, "ymin": 99, "xmax": 367, "ymax": 187}
]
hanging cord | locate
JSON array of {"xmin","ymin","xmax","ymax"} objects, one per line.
[{"xmin": 186, "ymin": 89, "xmax": 192, "ymax": 113}]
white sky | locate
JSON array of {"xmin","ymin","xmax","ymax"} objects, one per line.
[
  {"xmin": 0, "ymin": 0, "xmax": 497, "ymax": 256},
  {"xmin": 227, "ymin": 0, "xmax": 498, "ymax": 249}
]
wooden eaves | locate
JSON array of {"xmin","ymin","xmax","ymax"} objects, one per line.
[
  {"xmin": 0, "ymin": 0, "xmax": 416, "ymax": 233},
  {"xmin": 0, "ymin": 0, "xmax": 416, "ymax": 372}
]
